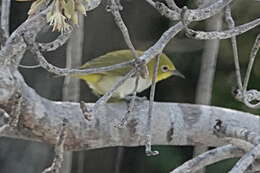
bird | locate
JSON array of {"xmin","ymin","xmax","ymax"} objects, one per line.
[{"xmin": 73, "ymin": 49, "xmax": 184, "ymax": 99}]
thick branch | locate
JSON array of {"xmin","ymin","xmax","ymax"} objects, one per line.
[{"xmin": 0, "ymin": 67, "xmax": 260, "ymax": 151}]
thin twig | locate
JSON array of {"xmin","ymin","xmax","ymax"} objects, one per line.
[
  {"xmin": 116, "ymin": 75, "xmax": 140, "ymax": 128},
  {"xmin": 231, "ymin": 34, "xmax": 260, "ymax": 108},
  {"xmin": 93, "ymin": 69, "xmax": 136, "ymax": 109},
  {"xmin": 108, "ymin": 0, "xmax": 149, "ymax": 79},
  {"xmin": 80, "ymin": 68, "xmax": 136, "ymax": 120},
  {"xmin": 185, "ymin": 0, "xmax": 232, "ymax": 22},
  {"xmin": 212, "ymin": 120, "xmax": 260, "ymax": 172},
  {"xmin": 138, "ymin": 21, "xmax": 184, "ymax": 63},
  {"xmin": 227, "ymin": 138, "xmax": 254, "ymax": 152},
  {"xmin": 185, "ymin": 18, "xmax": 260, "ymax": 40},
  {"xmin": 145, "ymin": 0, "xmax": 181, "ymax": 21},
  {"xmin": 146, "ymin": 0, "xmax": 232, "ymax": 22},
  {"xmin": 108, "ymin": 0, "xmax": 138, "ymax": 58},
  {"xmin": 30, "ymin": 43, "xmax": 135, "ymax": 76},
  {"xmin": 108, "ymin": 3, "xmax": 141, "ymax": 170},
  {"xmin": 18, "ymin": 64, "xmax": 41, "ymax": 69},
  {"xmin": 38, "ymin": 30, "xmax": 72, "ymax": 52},
  {"xmin": 243, "ymin": 34, "xmax": 260, "ymax": 94},
  {"xmin": 145, "ymin": 55, "xmax": 160, "ymax": 156},
  {"xmin": 224, "ymin": 6, "xmax": 243, "ymax": 91},
  {"xmin": 229, "ymin": 144, "xmax": 260, "ymax": 173},
  {"xmin": 170, "ymin": 145, "xmax": 243, "ymax": 173}
]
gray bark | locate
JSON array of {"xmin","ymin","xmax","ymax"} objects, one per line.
[{"xmin": 0, "ymin": 66, "xmax": 259, "ymax": 150}]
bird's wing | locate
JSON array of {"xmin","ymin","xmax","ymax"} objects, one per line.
[{"xmin": 80, "ymin": 50, "xmax": 143, "ymax": 76}]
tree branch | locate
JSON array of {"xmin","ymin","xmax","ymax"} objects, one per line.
[
  {"xmin": 108, "ymin": 0, "xmax": 138, "ymax": 58},
  {"xmin": 171, "ymin": 145, "xmax": 244, "ymax": 173},
  {"xmin": 0, "ymin": 66, "xmax": 260, "ymax": 150},
  {"xmin": 186, "ymin": 18, "xmax": 260, "ymax": 40},
  {"xmin": 242, "ymin": 34, "xmax": 260, "ymax": 100},
  {"xmin": 0, "ymin": 8, "xmax": 49, "ymax": 65},
  {"xmin": 1, "ymin": 1, "xmax": 260, "ymax": 172},
  {"xmin": 229, "ymin": 144, "xmax": 260, "ymax": 173},
  {"xmin": 38, "ymin": 30, "xmax": 72, "ymax": 52},
  {"xmin": 225, "ymin": 6, "xmax": 243, "ymax": 91}
]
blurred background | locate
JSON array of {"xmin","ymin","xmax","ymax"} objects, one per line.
[{"xmin": 0, "ymin": 0, "xmax": 260, "ymax": 172}]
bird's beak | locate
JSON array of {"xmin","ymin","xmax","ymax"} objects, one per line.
[{"xmin": 172, "ymin": 69, "xmax": 185, "ymax": 79}]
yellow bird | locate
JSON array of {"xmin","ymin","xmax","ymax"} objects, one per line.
[{"xmin": 74, "ymin": 50, "xmax": 184, "ymax": 99}]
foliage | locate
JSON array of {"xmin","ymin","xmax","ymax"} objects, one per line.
[{"xmin": 16, "ymin": 0, "xmax": 88, "ymax": 32}]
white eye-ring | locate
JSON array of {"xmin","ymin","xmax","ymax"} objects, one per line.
[{"xmin": 161, "ymin": 65, "xmax": 169, "ymax": 72}]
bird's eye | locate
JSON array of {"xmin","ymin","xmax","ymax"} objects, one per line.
[{"xmin": 161, "ymin": 65, "xmax": 169, "ymax": 72}]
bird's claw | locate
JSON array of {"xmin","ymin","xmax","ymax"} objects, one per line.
[{"xmin": 124, "ymin": 95, "xmax": 147, "ymax": 103}]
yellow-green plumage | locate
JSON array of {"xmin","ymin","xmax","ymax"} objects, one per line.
[{"xmin": 74, "ymin": 50, "xmax": 177, "ymax": 98}]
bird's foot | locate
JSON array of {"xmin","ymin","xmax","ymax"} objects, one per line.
[
  {"xmin": 114, "ymin": 96, "xmax": 146, "ymax": 129},
  {"xmin": 124, "ymin": 95, "xmax": 147, "ymax": 103}
]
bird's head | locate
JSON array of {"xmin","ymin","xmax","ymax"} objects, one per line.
[{"xmin": 147, "ymin": 53, "xmax": 185, "ymax": 82}]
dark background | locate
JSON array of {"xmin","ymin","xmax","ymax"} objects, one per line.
[{"xmin": 0, "ymin": 0, "xmax": 260, "ymax": 172}]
